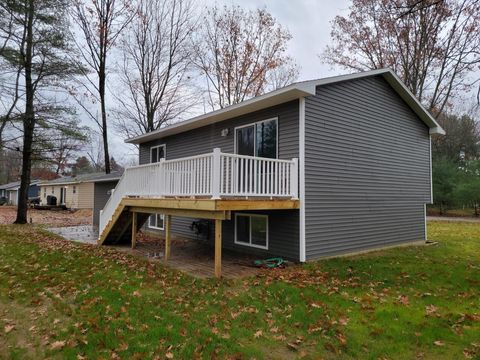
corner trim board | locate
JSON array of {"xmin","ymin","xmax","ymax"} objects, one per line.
[{"xmin": 299, "ymin": 97, "xmax": 306, "ymax": 262}]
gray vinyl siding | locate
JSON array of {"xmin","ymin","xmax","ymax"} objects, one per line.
[
  {"xmin": 139, "ymin": 101, "xmax": 300, "ymax": 259},
  {"xmin": 304, "ymin": 76, "xmax": 430, "ymax": 259},
  {"xmin": 222, "ymin": 210, "xmax": 299, "ymax": 260},
  {"xmin": 139, "ymin": 100, "xmax": 299, "ymax": 163},
  {"xmin": 93, "ymin": 180, "xmax": 119, "ymax": 226}
]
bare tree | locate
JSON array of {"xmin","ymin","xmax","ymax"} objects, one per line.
[
  {"xmin": 72, "ymin": 0, "xmax": 133, "ymax": 173},
  {"xmin": 114, "ymin": 0, "xmax": 196, "ymax": 138},
  {"xmin": 322, "ymin": 0, "xmax": 480, "ymax": 116},
  {"xmin": 42, "ymin": 134, "xmax": 86, "ymax": 175},
  {"xmin": 193, "ymin": 5, "xmax": 299, "ymax": 110}
]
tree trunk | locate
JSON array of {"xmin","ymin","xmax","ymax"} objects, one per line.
[
  {"xmin": 99, "ymin": 60, "xmax": 110, "ymax": 174},
  {"xmin": 15, "ymin": 0, "xmax": 35, "ymax": 224}
]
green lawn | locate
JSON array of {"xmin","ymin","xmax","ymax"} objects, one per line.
[{"xmin": 0, "ymin": 222, "xmax": 479, "ymax": 359}]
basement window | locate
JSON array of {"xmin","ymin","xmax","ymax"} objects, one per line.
[
  {"xmin": 234, "ymin": 213, "xmax": 268, "ymax": 249},
  {"xmin": 149, "ymin": 213, "xmax": 165, "ymax": 230}
]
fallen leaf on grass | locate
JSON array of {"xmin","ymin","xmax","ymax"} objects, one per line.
[
  {"xmin": 117, "ymin": 342, "xmax": 128, "ymax": 351},
  {"xmin": 434, "ymin": 340, "xmax": 445, "ymax": 347},
  {"xmin": 337, "ymin": 332, "xmax": 347, "ymax": 345},
  {"xmin": 50, "ymin": 340, "xmax": 66, "ymax": 350},
  {"xmin": 132, "ymin": 291, "xmax": 141, "ymax": 297},
  {"xmin": 426, "ymin": 304, "xmax": 438, "ymax": 315},
  {"xmin": 339, "ymin": 316, "xmax": 349, "ymax": 326},
  {"xmin": 287, "ymin": 342, "xmax": 299, "ymax": 351},
  {"xmin": 398, "ymin": 295, "xmax": 409, "ymax": 305},
  {"xmin": 254, "ymin": 330, "xmax": 262, "ymax": 338},
  {"xmin": 4, "ymin": 324, "xmax": 14, "ymax": 333},
  {"xmin": 165, "ymin": 352, "xmax": 174, "ymax": 359}
]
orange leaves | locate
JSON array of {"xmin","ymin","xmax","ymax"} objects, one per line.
[{"xmin": 196, "ymin": 4, "xmax": 298, "ymax": 108}]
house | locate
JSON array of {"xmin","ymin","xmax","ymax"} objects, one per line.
[
  {"xmin": 97, "ymin": 69, "xmax": 444, "ymax": 277},
  {"xmin": 0, "ymin": 180, "xmax": 40, "ymax": 205},
  {"xmin": 39, "ymin": 172, "xmax": 122, "ymax": 210}
]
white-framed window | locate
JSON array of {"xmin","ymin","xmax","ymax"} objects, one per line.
[
  {"xmin": 234, "ymin": 118, "xmax": 278, "ymax": 159},
  {"xmin": 150, "ymin": 144, "xmax": 166, "ymax": 163},
  {"xmin": 234, "ymin": 213, "xmax": 268, "ymax": 249},
  {"xmin": 149, "ymin": 213, "xmax": 165, "ymax": 230}
]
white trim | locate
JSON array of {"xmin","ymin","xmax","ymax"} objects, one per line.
[
  {"xmin": 429, "ymin": 135, "xmax": 433, "ymax": 204},
  {"xmin": 125, "ymin": 68, "xmax": 444, "ymax": 144},
  {"xmin": 299, "ymin": 97, "xmax": 306, "ymax": 262},
  {"xmin": 233, "ymin": 117, "xmax": 279, "ymax": 159},
  {"xmin": 234, "ymin": 213, "xmax": 269, "ymax": 250},
  {"xmin": 424, "ymin": 204, "xmax": 427, "ymax": 241},
  {"xmin": 150, "ymin": 144, "xmax": 166, "ymax": 163},
  {"xmin": 148, "ymin": 213, "xmax": 165, "ymax": 231}
]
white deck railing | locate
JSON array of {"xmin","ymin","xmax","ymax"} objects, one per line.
[{"xmin": 99, "ymin": 148, "xmax": 298, "ymax": 236}]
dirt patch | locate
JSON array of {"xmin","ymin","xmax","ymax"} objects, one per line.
[{"xmin": 0, "ymin": 206, "xmax": 92, "ymax": 226}]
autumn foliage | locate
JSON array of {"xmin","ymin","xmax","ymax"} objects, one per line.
[
  {"xmin": 193, "ymin": 5, "xmax": 299, "ymax": 109},
  {"xmin": 323, "ymin": 0, "xmax": 480, "ymax": 116}
]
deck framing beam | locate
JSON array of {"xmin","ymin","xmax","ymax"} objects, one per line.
[{"xmin": 128, "ymin": 206, "xmax": 231, "ymax": 220}]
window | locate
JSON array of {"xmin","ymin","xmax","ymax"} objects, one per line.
[
  {"xmin": 234, "ymin": 214, "xmax": 268, "ymax": 249},
  {"xmin": 51, "ymin": 187, "xmax": 54, "ymax": 194},
  {"xmin": 43, "ymin": 188, "xmax": 46, "ymax": 199},
  {"xmin": 150, "ymin": 144, "xmax": 166, "ymax": 163},
  {"xmin": 149, "ymin": 213, "xmax": 165, "ymax": 230},
  {"xmin": 235, "ymin": 118, "xmax": 277, "ymax": 159},
  {"xmin": 73, "ymin": 186, "xmax": 76, "ymax": 194}
]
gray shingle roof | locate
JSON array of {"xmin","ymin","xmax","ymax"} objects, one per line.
[{"xmin": 39, "ymin": 171, "xmax": 123, "ymax": 186}]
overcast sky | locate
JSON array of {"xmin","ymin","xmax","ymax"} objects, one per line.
[{"xmin": 111, "ymin": 0, "xmax": 351, "ymax": 163}]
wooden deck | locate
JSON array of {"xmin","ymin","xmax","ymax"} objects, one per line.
[
  {"xmin": 114, "ymin": 237, "xmax": 263, "ymax": 279},
  {"xmin": 99, "ymin": 197, "xmax": 300, "ymax": 278}
]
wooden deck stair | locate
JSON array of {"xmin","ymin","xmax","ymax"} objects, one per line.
[{"xmin": 98, "ymin": 202, "xmax": 149, "ymax": 246}]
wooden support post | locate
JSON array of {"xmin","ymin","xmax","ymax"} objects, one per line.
[
  {"xmin": 215, "ymin": 218, "xmax": 222, "ymax": 278},
  {"xmin": 164, "ymin": 215, "xmax": 171, "ymax": 262},
  {"xmin": 131, "ymin": 212, "xmax": 137, "ymax": 249}
]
